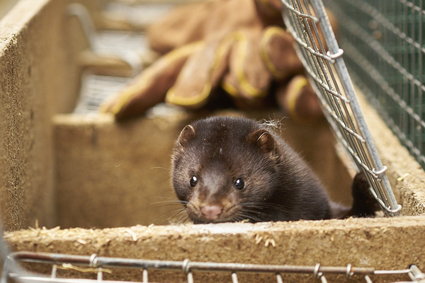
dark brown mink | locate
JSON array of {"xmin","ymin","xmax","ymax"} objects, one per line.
[{"xmin": 171, "ymin": 116, "xmax": 379, "ymax": 223}]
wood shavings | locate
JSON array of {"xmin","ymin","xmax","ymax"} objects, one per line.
[
  {"xmin": 255, "ymin": 234, "xmax": 263, "ymax": 245},
  {"xmin": 28, "ymin": 219, "xmax": 42, "ymax": 231},
  {"xmin": 144, "ymin": 224, "xmax": 156, "ymax": 232},
  {"xmin": 125, "ymin": 229, "xmax": 138, "ymax": 241},
  {"xmin": 77, "ymin": 239, "xmax": 87, "ymax": 245},
  {"xmin": 264, "ymin": 238, "xmax": 276, "ymax": 248},
  {"xmin": 254, "ymin": 234, "xmax": 276, "ymax": 247},
  {"xmin": 397, "ymin": 173, "xmax": 410, "ymax": 182}
]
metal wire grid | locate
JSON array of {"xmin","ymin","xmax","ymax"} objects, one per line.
[
  {"xmin": 73, "ymin": 74, "xmax": 131, "ymax": 114},
  {"xmin": 280, "ymin": 0, "xmax": 402, "ymax": 215},
  {"xmin": 329, "ymin": 0, "xmax": 425, "ymax": 170},
  {"xmin": 2, "ymin": 252, "xmax": 425, "ymax": 283}
]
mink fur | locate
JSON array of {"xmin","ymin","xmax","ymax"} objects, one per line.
[{"xmin": 171, "ymin": 116, "xmax": 378, "ymax": 223}]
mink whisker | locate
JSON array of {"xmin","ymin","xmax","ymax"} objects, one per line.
[
  {"xmin": 171, "ymin": 116, "xmax": 339, "ymax": 223},
  {"xmin": 149, "ymin": 166, "xmax": 168, "ymax": 171},
  {"xmin": 242, "ymin": 201, "xmax": 291, "ymax": 213},
  {"xmin": 168, "ymin": 207, "xmax": 190, "ymax": 224},
  {"xmin": 153, "ymin": 200, "xmax": 187, "ymax": 205}
]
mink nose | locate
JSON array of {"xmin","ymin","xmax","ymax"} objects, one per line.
[{"xmin": 200, "ymin": 205, "xmax": 223, "ymax": 220}]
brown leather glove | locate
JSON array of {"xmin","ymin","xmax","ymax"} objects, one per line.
[
  {"xmin": 276, "ymin": 75, "xmax": 324, "ymax": 123},
  {"xmin": 101, "ymin": 0, "xmax": 337, "ymax": 122},
  {"xmin": 100, "ymin": 41, "xmax": 203, "ymax": 119},
  {"xmin": 101, "ymin": 25, "xmax": 303, "ymax": 120},
  {"xmin": 147, "ymin": 0, "xmax": 284, "ymax": 54}
]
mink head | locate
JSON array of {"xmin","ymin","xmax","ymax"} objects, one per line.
[{"xmin": 171, "ymin": 116, "xmax": 286, "ymax": 223}]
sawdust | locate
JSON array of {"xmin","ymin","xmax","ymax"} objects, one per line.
[{"xmin": 5, "ymin": 216, "xmax": 425, "ymax": 282}]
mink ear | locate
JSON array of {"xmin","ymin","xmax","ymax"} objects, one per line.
[
  {"xmin": 247, "ymin": 129, "xmax": 275, "ymax": 153},
  {"xmin": 177, "ymin": 125, "xmax": 196, "ymax": 147}
]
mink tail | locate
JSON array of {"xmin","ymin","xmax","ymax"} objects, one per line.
[{"xmin": 330, "ymin": 172, "xmax": 381, "ymax": 219}]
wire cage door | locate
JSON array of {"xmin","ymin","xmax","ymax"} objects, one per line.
[{"xmin": 281, "ymin": 0, "xmax": 402, "ymax": 215}]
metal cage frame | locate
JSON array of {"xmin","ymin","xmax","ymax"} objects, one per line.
[
  {"xmin": 281, "ymin": 0, "xmax": 402, "ymax": 215},
  {"xmin": 2, "ymin": 252, "xmax": 425, "ymax": 283},
  {"xmin": 1, "ymin": 1, "xmax": 418, "ymax": 283}
]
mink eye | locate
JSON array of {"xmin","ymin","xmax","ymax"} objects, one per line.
[
  {"xmin": 190, "ymin": 176, "xmax": 198, "ymax": 187},
  {"xmin": 234, "ymin": 178, "xmax": 245, "ymax": 190}
]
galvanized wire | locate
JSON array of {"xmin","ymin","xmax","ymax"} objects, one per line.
[
  {"xmin": 73, "ymin": 74, "xmax": 131, "ymax": 114},
  {"xmin": 2, "ymin": 252, "xmax": 424, "ymax": 283},
  {"xmin": 281, "ymin": 0, "xmax": 402, "ymax": 215},
  {"xmin": 329, "ymin": 0, "xmax": 425, "ymax": 169}
]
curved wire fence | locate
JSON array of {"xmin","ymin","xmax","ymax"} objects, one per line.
[{"xmin": 281, "ymin": 0, "xmax": 402, "ymax": 215}]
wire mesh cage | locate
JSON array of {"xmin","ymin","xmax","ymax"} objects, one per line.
[
  {"xmin": 2, "ymin": 251, "xmax": 425, "ymax": 283},
  {"xmin": 2, "ymin": 0, "xmax": 421, "ymax": 282},
  {"xmin": 329, "ymin": 0, "xmax": 425, "ymax": 170},
  {"xmin": 281, "ymin": 0, "xmax": 402, "ymax": 215},
  {"xmin": 70, "ymin": 0, "xmax": 403, "ymax": 215}
]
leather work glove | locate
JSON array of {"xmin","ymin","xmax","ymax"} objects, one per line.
[
  {"xmin": 147, "ymin": 0, "xmax": 284, "ymax": 54},
  {"xmin": 101, "ymin": 0, "xmax": 335, "ymax": 122}
]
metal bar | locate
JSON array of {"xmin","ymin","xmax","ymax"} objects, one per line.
[
  {"xmin": 293, "ymin": 0, "xmax": 389, "ymax": 209},
  {"xmin": 283, "ymin": 1, "xmax": 319, "ymax": 21},
  {"xmin": 9, "ymin": 252, "xmax": 378, "ymax": 275},
  {"xmin": 284, "ymin": 0, "xmax": 364, "ymax": 169},
  {"xmin": 364, "ymin": 275, "xmax": 373, "ymax": 283},
  {"xmin": 408, "ymin": 265, "xmax": 425, "ymax": 281},
  {"xmin": 9, "ymin": 274, "xmax": 138, "ymax": 283},
  {"xmin": 294, "ymin": 0, "xmax": 380, "ymax": 195},
  {"xmin": 285, "ymin": 0, "xmax": 378, "ymax": 203},
  {"xmin": 276, "ymin": 273, "xmax": 283, "ymax": 283},
  {"xmin": 141, "ymin": 268, "xmax": 148, "ymax": 283},
  {"xmin": 305, "ymin": 0, "xmax": 401, "ymax": 214},
  {"xmin": 231, "ymin": 272, "xmax": 238, "ymax": 283},
  {"xmin": 319, "ymin": 274, "xmax": 328, "ymax": 283},
  {"xmin": 187, "ymin": 272, "xmax": 194, "ymax": 283},
  {"xmin": 328, "ymin": 1, "xmax": 389, "ymax": 207},
  {"xmin": 5, "ymin": 252, "xmax": 424, "ymax": 282},
  {"xmin": 97, "ymin": 269, "xmax": 103, "ymax": 281},
  {"xmin": 51, "ymin": 265, "xmax": 57, "ymax": 279}
]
